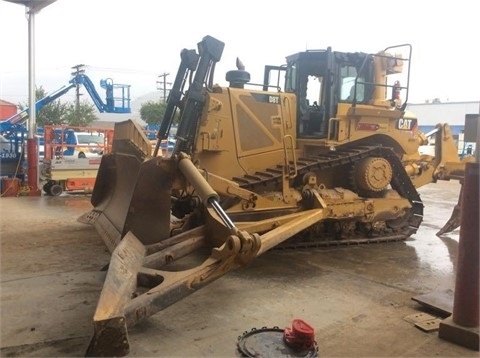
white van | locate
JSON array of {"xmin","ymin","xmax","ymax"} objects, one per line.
[
  {"xmin": 74, "ymin": 132, "xmax": 105, "ymax": 157},
  {"xmin": 61, "ymin": 131, "xmax": 105, "ymax": 158}
]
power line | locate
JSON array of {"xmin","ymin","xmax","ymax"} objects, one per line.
[{"xmin": 86, "ymin": 65, "xmax": 161, "ymax": 76}]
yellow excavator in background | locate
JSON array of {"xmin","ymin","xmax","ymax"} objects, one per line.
[{"xmin": 79, "ymin": 35, "xmax": 473, "ymax": 356}]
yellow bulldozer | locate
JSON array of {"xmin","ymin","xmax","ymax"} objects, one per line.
[{"xmin": 80, "ymin": 35, "xmax": 473, "ymax": 356}]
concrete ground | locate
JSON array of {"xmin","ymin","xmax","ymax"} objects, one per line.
[{"xmin": 0, "ymin": 180, "xmax": 478, "ymax": 357}]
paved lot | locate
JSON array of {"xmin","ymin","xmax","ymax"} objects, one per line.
[{"xmin": 0, "ymin": 180, "xmax": 477, "ymax": 357}]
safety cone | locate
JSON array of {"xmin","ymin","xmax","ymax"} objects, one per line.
[{"xmin": 438, "ymin": 162, "xmax": 479, "ymax": 350}]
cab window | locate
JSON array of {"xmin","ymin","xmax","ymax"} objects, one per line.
[{"xmin": 340, "ymin": 65, "xmax": 364, "ymax": 102}]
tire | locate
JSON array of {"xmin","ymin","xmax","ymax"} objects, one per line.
[
  {"xmin": 49, "ymin": 184, "xmax": 63, "ymax": 196},
  {"xmin": 43, "ymin": 182, "xmax": 52, "ymax": 194},
  {"xmin": 78, "ymin": 152, "xmax": 87, "ymax": 158}
]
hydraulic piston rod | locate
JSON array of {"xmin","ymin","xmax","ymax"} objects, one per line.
[{"xmin": 178, "ymin": 154, "xmax": 237, "ymax": 231}]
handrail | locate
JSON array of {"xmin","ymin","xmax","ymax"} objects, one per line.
[{"xmin": 283, "ymin": 134, "xmax": 297, "ymax": 179}]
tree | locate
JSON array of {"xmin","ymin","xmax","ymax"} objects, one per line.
[
  {"xmin": 140, "ymin": 100, "xmax": 168, "ymax": 125},
  {"xmin": 63, "ymin": 100, "xmax": 98, "ymax": 127},
  {"xmin": 19, "ymin": 86, "xmax": 68, "ymax": 126},
  {"xmin": 19, "ymin": 86, "xmax": 98, "ymax": 127}
]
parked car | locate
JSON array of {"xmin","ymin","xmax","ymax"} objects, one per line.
[{"xmin": 59, "ymin": 130, "xmax": 105, "ymax": 158}]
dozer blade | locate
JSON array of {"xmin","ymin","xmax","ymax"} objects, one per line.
[{"xmin": 79, "ymin": 120, "xmax": 173, "ymax": 251}]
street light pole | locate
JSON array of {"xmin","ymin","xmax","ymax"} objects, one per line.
[
  {"xmin": 26, "ymin": 6, "xmax": 35, "ymax": 140},
  {"xmin": 5, "ymin": 0, "xmax": 57, "ymax": 196},
  {"xmin": 25, "ymin": 5, "xmax": 41, "ymax": 195}
]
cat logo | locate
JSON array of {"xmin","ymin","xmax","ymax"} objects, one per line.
[{"xmin": 396, "ymin": 118, "xmax": 417, "ymax": 131}]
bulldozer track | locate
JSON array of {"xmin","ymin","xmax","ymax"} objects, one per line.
[{"xmin": 233, "ymin": 145, "xmax": 424, "ymax": 248}]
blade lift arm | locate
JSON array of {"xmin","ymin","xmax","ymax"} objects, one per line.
[
  {"xmin": 86, "ymin": 153, "xmax": 327, "ymax": 356},
  {"xmin": 86, "ymin": 150, "xmax": 416, "ymax": 356}
]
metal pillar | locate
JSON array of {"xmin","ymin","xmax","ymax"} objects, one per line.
[
  {"xmin": 5, "ymin": 0, "xmax": 57, "ymax": 196},
  {"xmin": 26, "ymin": 7, "xmax": 41, "ymax": 196},
  {"xmin": 438, "ymin": 162, "xmax": 479, "ymax": 350}
]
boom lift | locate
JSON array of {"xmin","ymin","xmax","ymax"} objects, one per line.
[
  {"xmin": 80, "ymin": 36, "xmax": 472, "ymax": 356},
  {"xmin": 0, "ymin": 72, "xmax": 130, "ymax": 180}
]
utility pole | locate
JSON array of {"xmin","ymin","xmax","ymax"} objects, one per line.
[
  {"xmin": 71, "ymin": 64, "xmax": 85, "ymax": 111},
  {"xmin": 156, "ymin": 72, "xmax": 172, "ymax": 102}
]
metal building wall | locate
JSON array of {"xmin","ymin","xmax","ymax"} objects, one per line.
[
  {"xmin": 0, "ymin": 99, "xmax": 18, "ymax": 120},
  {"xmin": 407, "ymin": 101, "xmax": 480, "ymax": 126}
]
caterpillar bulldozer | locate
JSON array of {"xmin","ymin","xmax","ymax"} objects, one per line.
[{"xmin": 80, "ymin": 35, "xmax": 472, "ymax": 356}]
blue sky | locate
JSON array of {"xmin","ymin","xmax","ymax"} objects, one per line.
[{"xmin": 1, "ymin": 0, "xmax": 479, "ymax": 106}]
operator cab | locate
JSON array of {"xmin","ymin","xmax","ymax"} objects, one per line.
[
  {"xmin": 263, "ymin": 48, "xmax": 404, "ymax": 139},
  {"xmin": 285, "ymin": 50, "xmax": 374, "ymax": 139}
]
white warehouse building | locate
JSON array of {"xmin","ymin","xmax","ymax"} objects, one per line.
[
  {"xmin": 407, "ymin": 101, "xmax": 479, "ymax": 127},
  {"xmin": 407, "ymin": 101, "xmax": 479, "ymax": 156}
]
